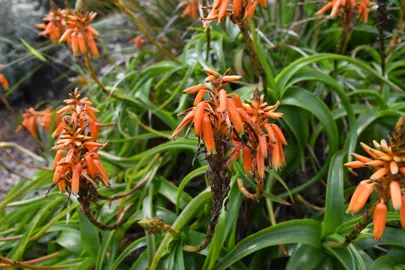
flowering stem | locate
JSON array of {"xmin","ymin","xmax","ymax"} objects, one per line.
[
  {"xmin": 232, "ymin": 18, "xmax": 268, "ymax": 101},
  {"xmin": 183, "ymin": 136, "xmax": 231, "ymax": 252},
  {"xmin": 377, "ymin": 0, "xmax": 388, "ymax": 76},
  {"xmin": 0, "ymin": 251, "xmax": 77, "ymax": 269},
  {"xmin": 386, "ymin": 0, "xmax": 405, "ymax": 55},
  {"xmin": 327, "ymin": 203, "xmax": 376, "ymax": 248},
  {"xmin": 114, "ymin": 0, "xmax": 180, "ymax": 63},
  {"xmin": 79, "ymin": 196, "xmax": 134, "ymax": 230},
  {"xmin": 237, "ymin": 177, "xmax": 264, "ymax": 200}
]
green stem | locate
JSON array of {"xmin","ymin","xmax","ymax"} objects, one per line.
[{"xmin": 114, "ymin": 0, "xmax": 180, "ymax": 63}]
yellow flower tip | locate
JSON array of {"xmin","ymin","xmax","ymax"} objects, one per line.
[
  {"xmin": 203, "ymin": 67, "xmax": 220, "ymax": 77},
  {"xmin": 379, "ymin": 155, "xmax": 392, "ymax": 162},
  {"xmin": 218, "ymin": 89, "xmax": 227, "ymax": 112},
  {"xmin": 373, "ymin": 201, "xmax": 387, "ymax": 241},
  {"xmin": 390, "ymin": 181, "xmax": 402, "ymax": 211},
  {"xmin": 221, "ymin": 75, "xmax": 242, "ymax": 83},
  {"xmin": 370, "ymin": 168, "xmax": 388, "ymax": 180},
  {"xmin": 364, "ymin": 160, "xmax": 384, "ymax": 167},
  {"xmin": 390, "ymin": 161, "xmax": 399, "ymax": 175},
  {"xmin": 344, "ymin": 161, "xmax": 366, "ymax": 168},
  {"xmin": 393, "ymin": 156, "xmax": 402, "ymax": 163},
  {"xmin": 183, "ymin": 84, "xmax": 207, "ymax": 94},
  {"xmin": 372, "ymin": 140, "xmax": 381, "ymax": 149},
  {"xmin": 351, "ymin": 153, "xmax": 372, "ymax": 163}
]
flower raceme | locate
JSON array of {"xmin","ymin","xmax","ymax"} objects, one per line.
[
  {"xmin": 37, "ymin": 7, "xmax": 71, "ymax": 44},
  {"xmin": 170, "ymin": 68, "xmax": 243, "ymax": 154},
  {"xmin": 171, "ymin": 68, "xmax": 286, "ymax": 199},
  {"xmin": 203, "ymin": 0, "xmax": 268, "ymax": 30},
  {"xmin": 51, "ymin": 89, "xmax": 110, "ymax": 195},
  {"xmin": 59, "ymin": 12, "xmax": 100, "ymax": 57},
  {"xmin": 16, "ymin": 108, "xmax": 60, "ymax": 139},
  {"xmin": 345, "ymin": 139, "xmax": 405, "ymax": 240},
  {"xmin": 182, "ymin": 0, "xmax": 200, "ymax": 18},
  {"xmin": 316, "ymin": 0, "xmax": 372, "ymax": 23}
]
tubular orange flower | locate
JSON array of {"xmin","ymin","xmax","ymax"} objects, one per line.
[
  {"xmin": 373, "ymin": 200, "xmax": 387, "ymax": 241},
  {"xmin": 0, "ymin": 74, "xmax": 9, "ymax": 90},
  {"xmin": 401, "ymin": 196, "xmax": 405, "ymax": 231},
  {"xmin": 351, "ymin": 181, "xmax": 374, "ymax": 214},
  {"xmin": 390, "ymin": 181, "xmax": 402, "ymax": 210},
  {"xmin": 202, "ymin": 115, "xmax": 216, "ymax": 154}
]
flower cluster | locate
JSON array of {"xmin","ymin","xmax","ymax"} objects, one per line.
[
  {"xmin": 171, "ymin": 68, "xmax": 243, "ymax": 153},
  {"xmin": 51, "ymin": 89, "xmax": 109, "ymax": 195},
  {"xmin": 59, "ymin": 12, "xmax": 100, "ymax": 57},
  {"xmin": 345, "ymin": 139, "xmax": 405, "ymax": 240},
  {"xmin": 182, "ymin": 0, "xmax": 200, "ymax": 18},
  {"xmin": 16, "ymin": 108, "xmax": 59, "ymax": 138},
  {"xmin": 316, "ymin": 0, "xmax": 372, "ymax": 23},
  {"xmin": 37, "ymin": 7, "xmax": 71, "ymax": 44},
  {"xmin": 203, "ymin": 0, "xmax": 268, "ymax": 30},
  {"xmin": 129, "ymin": 36, "xmax": 146, "ymax": 49},
  {"xmin": 171, "ymin": 68, "xmax": 286, "ymax": 199}
]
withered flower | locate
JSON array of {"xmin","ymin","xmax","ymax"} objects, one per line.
[
  {"xmin": 51, "ymin": 88, "xmax": 109, "ymax": 195},
  {"xmin": 16, "ymin": 108, "xmax": 58, "ymax": 138},
  {"xmin": 345, "ymin": 139, "xmax": 405, "ymax": 240},
  {"xmin": 59, "ymin": 12, "xmax": 100, "ymax": 57}
]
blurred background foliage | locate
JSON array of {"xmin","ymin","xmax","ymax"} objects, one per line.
[{"xmin": 0, "ymin": 0, "xmax": 405, "ymax": 269}]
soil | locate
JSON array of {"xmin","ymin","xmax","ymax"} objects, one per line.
[{"xmin": 0, "ymin": 108, "xmax": 41, "ymax": 201}]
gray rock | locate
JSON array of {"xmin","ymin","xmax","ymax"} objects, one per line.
[{"xmin": 0, "ymin": 0, "xmax": 69, "ymax": 103}]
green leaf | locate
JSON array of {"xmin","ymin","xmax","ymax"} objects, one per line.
[
  {"xmin": 112, "ymin": 237, "xmax": 147, "ymax": 269},
  {"xmin": 56, "ymin": 229, "xmax": 84, "ymax": 256},
  {"xmin": 322, "ymin": 151, "xmax": 346, "ymax": 237},
  {"xmin": 287, "ymin": 244, "xmax": 326, "ymax": 270},
  {"xmin": 79, "ymin": 212, "xmax": 101, "ymax": 258},
  {"xmin": 214, "ymin": 219, "xmax": 322, "ymax": 270},
  {"xmin": 20, "ymin": 38, "xmax": 46, "ymax": 61},
  {"xmin": 151, "ymin": 189, "xmax": 212, "ymax": 270}
]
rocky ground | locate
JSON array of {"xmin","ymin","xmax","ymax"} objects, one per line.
[{"xmin": 0, "ymin": 108, "xmax": 42, "ymax": 201}]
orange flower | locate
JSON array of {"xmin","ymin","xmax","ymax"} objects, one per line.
[
  {"xmin": 357, "ymin": 0, "xmax": 372, "ymax": 23},
  {"xmin": 170, "ymin": 68, "xmax": 243, "ymax": 154},
  {"xmin": 0, "ymin": 74, "xmax": 9, "ymax": 90},
  {"xmin": 16, "ymin": 108, "xmax": 59, "ymax": 138},
  {"xmin": 400, "ymin": 196, "xmax": 405, "ymax": 231},
  {"xmin": 51, "ymin": 88, "xmax": 110, "ymax": 194},
  {"xmin": 345, "ymin": 139, "xmax": 405, "ymax": 240},
  {"xmin": 202, "ymin": 0, "xmax": 268, "ymax": 31},
  {"xmin": 316, "ymin": 0, "xmax": 356, "ymax": 18},
  {"xmin": 346, "ymin": 180, "xmax": 374, "ymax": 214},
  {"xmin": 37, "ymin": 6, "xmax": 71, "ymax": 44},
  {"xmin": 129, "ymin": 36, "xmax": 146, "ymax": 49},
  {"xmin": 182, "ymin": 0, "xmax": 200, "ymax": 18},
  {"xmin": 373, "ymin": 200, "xmax": 387, "ymax": 241},
  {"xmin": 59, "ymin": 12, "xmax": 100, "ymax": 57}
]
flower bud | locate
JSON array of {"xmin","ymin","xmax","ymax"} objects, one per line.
[{"xmin": 373, "ymin": 201, "xmax": 387, "ymax": 241}]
